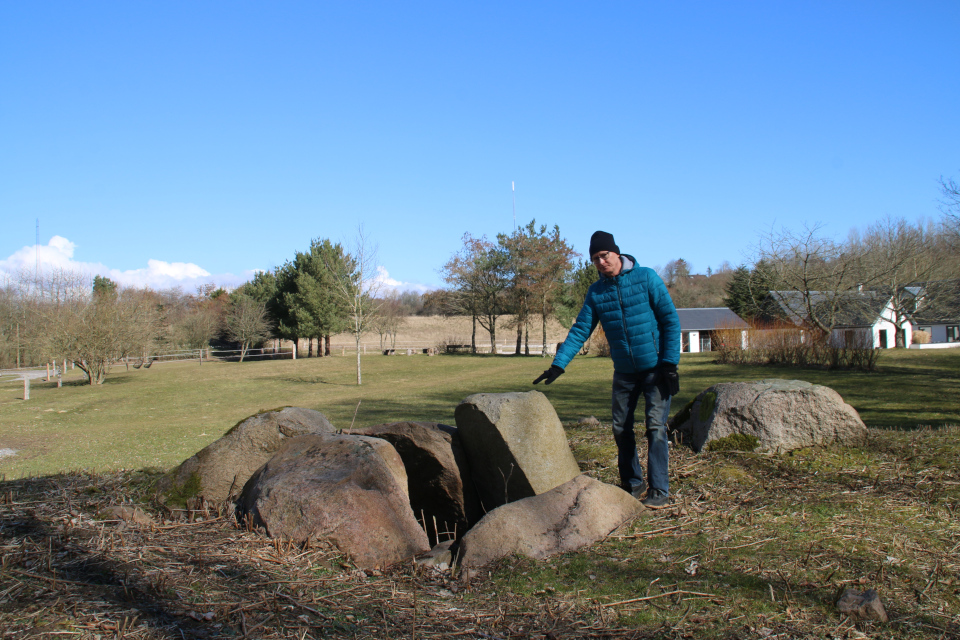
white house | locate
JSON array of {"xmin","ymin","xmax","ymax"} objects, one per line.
[
  {"xmin": 676, "ymin": 307, "xmax": 749, "ymax": 353},
  {"xmin": 767, "ymin": 291, "xmax": 911, "ymax": 349}
]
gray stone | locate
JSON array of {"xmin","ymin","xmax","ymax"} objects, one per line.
[
  {"xmin": 837, "ymin": 588, "xmax": 888, "ymax": 622},
  {"xmin": 157, "ymin": 407, "xmax": 336, "ymax": 504},
  {"xmin": 416, "ymin": 540, "xmax": 455, "ymax": 569},
  {"xmin": 457, "ymin": 475, "xmax": 643, "ymax": 571},
  {"xmin": 578, "ymin": 416, "xmax": 601, "ymax": 427},
  {"xmin": 351, "ymin": 421, "xmax": 481, "ymax": 544},
  {"xmin": 236, "ymin": 433, "xmax": 429, "ymax": 570},
  {"xmin": 454, "ymin": 391, "xmax": 581, "ymax": 511},
  {"xmin": 669, "ymin": 379, "xmax": 867, "ymax": 453}
]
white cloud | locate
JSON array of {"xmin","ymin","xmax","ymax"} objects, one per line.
[
  {"xmin": 374, "ymin": 266, "xmax": 433, "ymax": 293},
  {"xmin": 0, "ymin": 236, "xmax": 245, "ymax": 291},
  {"xmin": 0, "ymin": 237, "xmax": 430, "ymax": 294}
]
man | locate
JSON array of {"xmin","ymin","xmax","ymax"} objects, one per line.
[{"xmin": 534, "ymin": 231, "xmax": 681, "ymax": 507}]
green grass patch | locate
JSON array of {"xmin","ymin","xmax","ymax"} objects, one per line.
[
  {"xmin": 706, "ymin": 432, "xmax": 760, "ymax": 452},
  {"xmin": 1, "ymin": 348, "xmax": 957, "ymax": 477}
]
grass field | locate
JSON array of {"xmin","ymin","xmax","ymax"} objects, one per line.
[
  {"xmin": 1, "ymin": 348, "xmax": 959, "ymax": 638},
  {"xmin": 1, "ymin": 347, "xmax": 958, "ymax": 478}
]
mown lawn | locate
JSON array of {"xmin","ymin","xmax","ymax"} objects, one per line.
[
  {"xmin": 1, "ymin": 348, "xmax": 958, "ymax": 638},
  {"xmin": 1, "ymin": 348, "xmax": 957, "ymax": 478}
]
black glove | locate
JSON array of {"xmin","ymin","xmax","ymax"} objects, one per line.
[
  {"xmin": 533, "ymin": 365, "xmax": 565, "ymax": 385},
  {"xmin": 659, "ymin": 362, "xmax": 679, "ymax": 396}
]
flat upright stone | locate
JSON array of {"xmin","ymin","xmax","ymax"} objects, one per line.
[
  {"xmin": 669, "ymin": 379, "xmax": 867, "ymax": 453},
  {"xmin": 157, "ymin": 407, "xmax": 336, "ymax": 504},
  {"xmin": 454, "ymin": 391, "xmax": 580, "ymax": 511},
  {"xmin": 457, "ymin": 475, "xmax": 643, "ymax": 570},
  {"xmin": 236, "ymin": 433, "xmax": 429, "ymax": 570}
]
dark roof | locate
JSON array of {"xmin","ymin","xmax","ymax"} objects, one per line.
[
  {"xmin": 768, "ymin": 290, "xmax": 891, "ymax": 328},
  {"xmin": 676, "ymin": 307, "xmax": 749, "ymax": 331},
  {"xmin": 911, "ymin": 280, "xmax": 960, "ymax": 324}
]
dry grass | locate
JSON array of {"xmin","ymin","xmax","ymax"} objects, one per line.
[
  {"xmin": 0, "ymin": 471, "xmax": 655, "ymax": 639},
  {"xmin": 325, "ymin": 314, "xmax": 571, "ymax": 352},
  {"xmin": 2, "ymin": 347, "xmax": 959, "ymax": 637},
  {"xmin": 2, "ymin": 424, "xmax": 958, "ymax": 638}
]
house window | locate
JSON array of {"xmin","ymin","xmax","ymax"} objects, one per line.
[{"xmin": 948, "ymin": 326, "xmax": 960, "ymax": 343}]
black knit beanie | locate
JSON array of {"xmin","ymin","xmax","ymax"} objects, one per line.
[{"xmin": 589, "ymin": 231, "xmax": 620, "ymax": 257}]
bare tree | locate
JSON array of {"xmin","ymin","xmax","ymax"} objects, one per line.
[
  {"xmin": 45, "ymin": 284, "xmax": 159, "ymax": 385},
  {"xmin": 324, "ymin": 227, "xmax": 382, "ymax": 385},
  {"xmin": 659, "ymin": 258, "xmax": 691, "ymax": 287},
  {"xmin": 498, "ymin": 224, "xmax": 535, "ymax": 355},
  {"xmin": 859, "ymin": 217, "xmax": 943, "ymax": 346},
  {"xmin": 939, "ymin": 174, "xmax": 960, "ymax": 246},
  {"xmin": 757, "ymin": 223, "xmax": 872, "ymax": 340},
  {"xmin": 370, "ymin": 293, "xmax": 406, "ymax": 350},
  {"xmin": 441, "ymin": 234, "xmax": 511, "ymax": 354},
  {"xmin": 225, "ymin": 293, "xmax": 272, "ymax": 362},
  {"xmin": 523, "ymin": 223, "xmax": 577, "ymax": 357}
]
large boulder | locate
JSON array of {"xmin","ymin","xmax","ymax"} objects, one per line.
[
  {"xmin": 236, "ymin": 433, "xmax": 430, "ymax": 570},
  {"xmin": 157, "ymin": 407, "xmax": 336, "ymax": 505},
  {"xmin": 669, "ymin": 379, "xmax": 867, "ymax": 453},
  {"xmin": 351, "ymin": 421, "xmax": 481, "ymax": 544},
  {"xmin": 454, "ymin": 391, "xmax": 581, "ymax": 511},
  {"xmin": 457, "ymin": 475, "xmax": 643, "ymax": 570}
]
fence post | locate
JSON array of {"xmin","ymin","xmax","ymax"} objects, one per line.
[
  {"xmin": 199, "ymin": 348, "xmax": 203, "ymax": 365},
  {"xmin": 23, "ymin": 378, "xmax": 29, "ymax": 401},
  {"xmin": 46, "ymin": 363, "xmax": 50, "ymax": 381}
]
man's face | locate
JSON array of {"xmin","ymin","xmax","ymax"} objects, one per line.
[{"xmin": 591, "ymin": 251, "xmax": 622, "ymax": 278}]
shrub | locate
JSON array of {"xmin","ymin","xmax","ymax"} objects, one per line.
[
  {"xmin": 590, "ymin": 326, "xmax": 610, "ymax": 357},
  {"xmin": 913, "ymin": 330, "xmax": 931, "ymax": 345},
  {"xmin": 714, "ymin": 322, "xmax": 881, "ymax": 371}
]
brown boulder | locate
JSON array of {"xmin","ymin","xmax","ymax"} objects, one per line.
[
  {"xmin": 157, "ymin": 407, "xmax": 335, "ymax": 505},
  {"xmin": 351, "ymin": 421, "xmax": 481, "ymax": 544},
  {"xmin": 236, "ymin": 433, "xmax": 429, "ymax": 570},
  {"xmin": 457, "ymin": 475, "xmax": 643, "ymax": 571}
]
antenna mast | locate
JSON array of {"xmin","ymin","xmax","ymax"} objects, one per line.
[
  {"xmin": 35, "ymin": 219, "xmax": 39, "ymax": 285},
  {"xmin": 512, "ymin": 181, "xmax": 516, "ymax": 230}
]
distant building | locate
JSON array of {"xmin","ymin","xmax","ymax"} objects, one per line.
[
  {"xmin": 676, "ymin": 307, "xmax": 749, "ymax": 353},
  {"xmin": 764, "ymin": 290, "xmax": 910, "ymax": 349}
]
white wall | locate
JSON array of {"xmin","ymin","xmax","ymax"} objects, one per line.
[{"xmin": 682, "ymin": 331, "xmax": 701, "ymax": 353}]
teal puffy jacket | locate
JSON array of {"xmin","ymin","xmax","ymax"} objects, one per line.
[{"xmin": 553, "ymin": 255, "xmax": 681, "ymax": 373}]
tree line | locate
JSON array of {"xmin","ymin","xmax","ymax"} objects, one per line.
[
  {"xmin": 0, "ymin": 272, "xmax": 252, "ymax": 383},
  {"xmin": 3, "ymin": 174, "xmax": 958, "ymax": 382}
]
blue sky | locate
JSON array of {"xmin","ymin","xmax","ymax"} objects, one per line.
[{"xmin": 2, "ymin": 2, "xmax": 958, "ymax": 292}]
